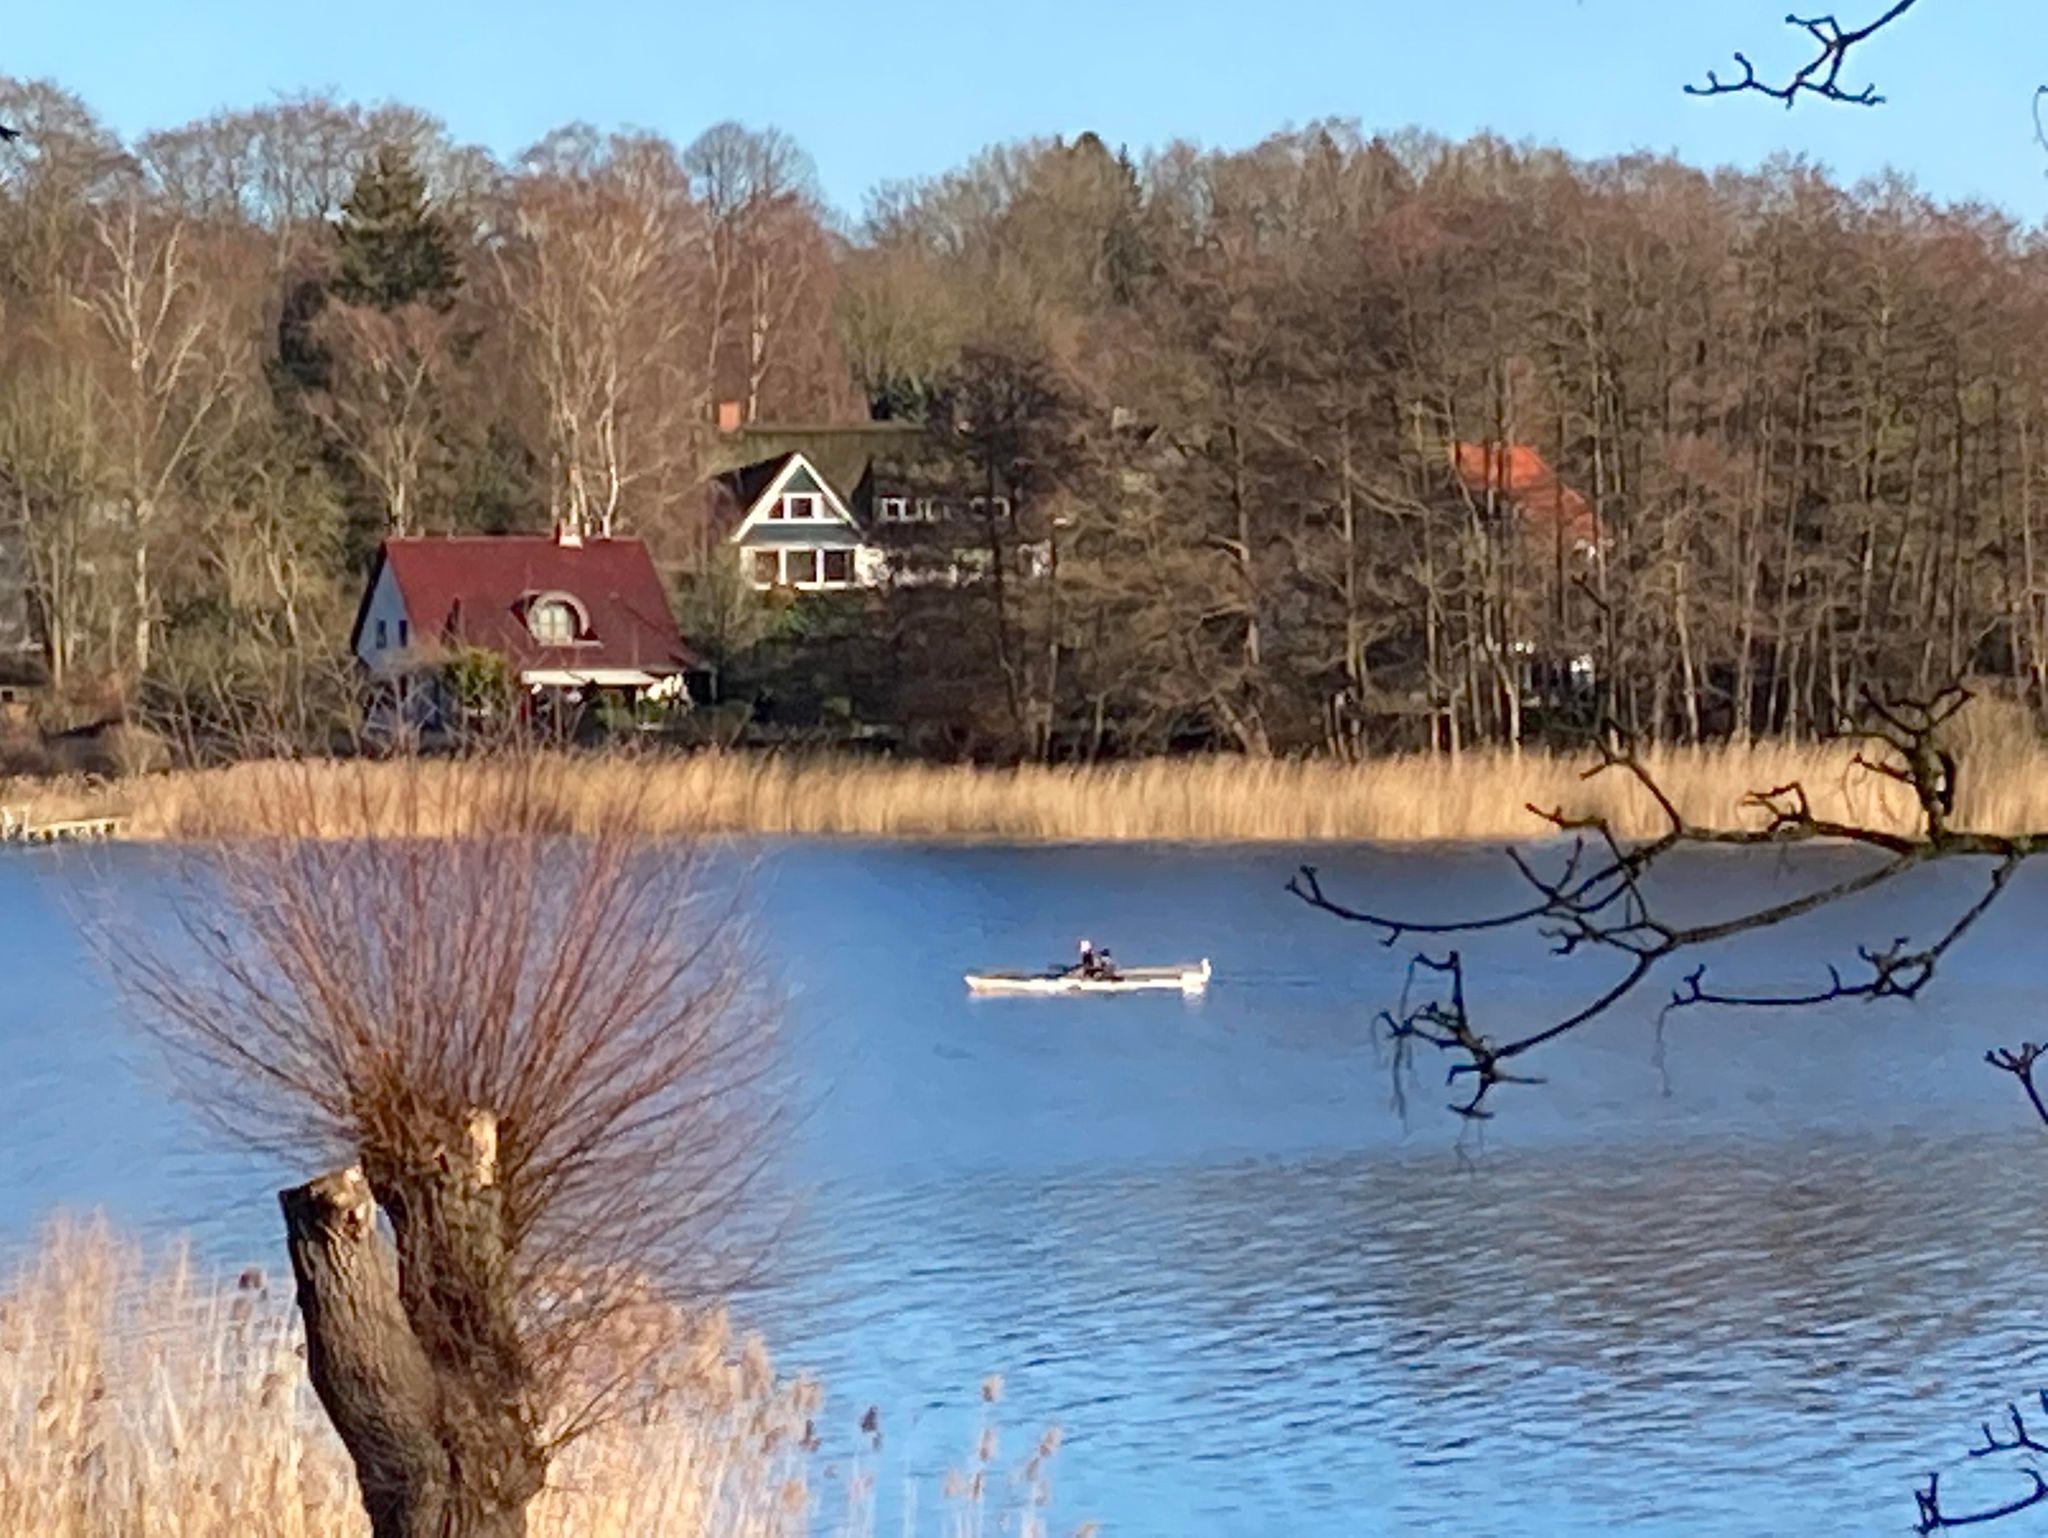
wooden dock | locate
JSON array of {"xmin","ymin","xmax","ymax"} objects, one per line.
[{"xmin": 0, "ymin": 807, "xmax": 126, "ymax": 844}]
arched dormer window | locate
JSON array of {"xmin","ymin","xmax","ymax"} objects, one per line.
[{"xmin": 524, "ymin": 591, "xmax": 590, "ymax": 646}]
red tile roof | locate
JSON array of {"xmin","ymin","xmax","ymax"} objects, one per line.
[
  {"xmin": 356, "ymin": 535, "xmax": 695, "ymax": 674},
  {"xmin": 1452, "ymin": 443, "xmax": 1600, "ymax": 550}
]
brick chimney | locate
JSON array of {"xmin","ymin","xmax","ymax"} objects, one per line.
[{"xmin": 715, "ymin": 400, "xmax": 743, "ymax": 433}]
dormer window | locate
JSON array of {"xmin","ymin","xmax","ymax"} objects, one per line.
[
  {"xmin": 876, "ymin": 495, "xmax": 908, "ymax": 522},
  {"xmin": 778, "ymin": 492, "xmax": 821, "ymax": 520},
  {"xmin": 525, "ymin": 592, "xmax": 588, "ymax": 646}
]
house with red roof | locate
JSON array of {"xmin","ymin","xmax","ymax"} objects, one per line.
[
  {"xmin": 1450, "ymin": 442, "xmax": 1601, "ymax": 706},
  {"xmin": 350, "ymin": 530, "xmax": 696, "ymax": 729},
  {"xmin": 1450, "ymin": 442, "xmax": 1601, "ymax": 557}
]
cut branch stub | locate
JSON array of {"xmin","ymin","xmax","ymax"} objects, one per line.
[{"xmin": 280, "ymin": 1166, "xmax": 451, "ymax": 1538}]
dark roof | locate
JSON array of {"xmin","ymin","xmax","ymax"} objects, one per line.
[
  {"xmin": 702, "ymin": 422, "xmax": 927, "ymax": 504},
  {"xmin": 727, "ymin": 453, "xmax": 798, "ymax": 511},
  {"xmin": 738, "ymin": 524, "xmax": 864, "ymax": 548},
  {"xmin": 1451, "ymin": 443, "xmax": 1600, "ymax": 549},
  {"xmin": 356, "ymin": 535, "xmax": 695, "ymax": 674}
]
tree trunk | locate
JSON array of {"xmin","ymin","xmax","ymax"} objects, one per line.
[
  {"xmin": 280, "ymin": 1168, "xmax": 454, "ymax": 1538},
  {"xmin": 280, "ymin": 1110, "xmax": 544, "ymax": 1538}
]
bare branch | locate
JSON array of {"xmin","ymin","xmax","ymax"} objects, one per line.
[
  {"xmin": 1294, "ymin": 687, "xmax": 2048, "ymax": 1119},
  {"xmin": 1688, "ymin": 3, "xmax": 1925, "ymax": 107},
  {"xmin": 1916, "ymin": 1392, "xmax": 2048, "ymax": 1531}
]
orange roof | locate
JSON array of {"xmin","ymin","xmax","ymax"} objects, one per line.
[{"xmin": 1451, "ymin": 443, "xmax": 1599, "ymax": 550}]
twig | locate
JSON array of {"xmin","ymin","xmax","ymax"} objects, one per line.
[{"xmin": 1687, "ymin": 3, "xmax": 1924, "ymax": 108}]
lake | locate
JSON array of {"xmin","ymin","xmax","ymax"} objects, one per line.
[{"xmin": 3, "ymin": 839, "xmax": 2047, "ymax": 1536}]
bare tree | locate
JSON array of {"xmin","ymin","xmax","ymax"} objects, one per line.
[
  {"xmin": 78, "ymin": 195, "xmax": 247, "ymax": 674},
  {"xmin": 495, "ymin": 133, "xmax": 704, "ymax": 539},
  {"xmin": 0, "ymin": 353, "xmax": 118, "ymax": 689},
  {"xmin": 311, "ymin": 299, "xmax": 454, "ymax": 535},
  {"xmin": 684, "ymin": 122, "xmax": 835, "ymax": 422},
  {"xmin": 117, "ymin": 753, "xmax": 775, "ymax": 1537}
]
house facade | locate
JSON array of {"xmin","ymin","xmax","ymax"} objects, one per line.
[
  {"xmin": 351, "ymin": 531, "xmax": 696, "ymax": 729},
  {"xmin": 704, "ymin": 414, "xmax": 1030, "ymax": 593},
  {"xmin": 723, "ymin": 451, "xmax": 888, "ymax": 592}
]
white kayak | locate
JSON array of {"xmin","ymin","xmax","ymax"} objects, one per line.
[{"xmin": 965, "ymin": 959, "xmax": 1212, "ymax": 997}]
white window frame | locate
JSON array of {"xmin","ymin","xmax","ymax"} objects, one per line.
[
  {"xmin": 528, "ymin": 597, "xmax": 580, "ymax": 645},
  {"xmin": 781, "ymin": 491, "xmax": 821, "ymax": 521},
  {"xmin": 876, "ymin": 495, "xmax": 909, "ymax": 522},
  {"xmin": 783, "ymin": 547, "xmax": 821, "ymax": 587},
  {"xmin": 743, "ymin": 545, "xmax": 861, "ymax": 590},
  {"xmin": 916, "ymin": 498, "xmax": 942, "ymax": 522}
]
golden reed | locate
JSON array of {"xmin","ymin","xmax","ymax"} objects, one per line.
[
  {"xmin": 6, "ymin": 732, "xmax": 2046, "ymax": 845},
  {"xmin": 1, "ymin": 1221, "xmax": 1074, "ymax": 1538},
  {"xmin": 4, "ymin": 700, "xmax": 2044, "ymax": 844}
]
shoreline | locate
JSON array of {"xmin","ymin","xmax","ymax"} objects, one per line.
[{"xmin": 4, "ymin": 739, "xmax": 2042, "ymax": 845}]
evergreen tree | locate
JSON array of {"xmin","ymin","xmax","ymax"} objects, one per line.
[{"xmin": 331, "ymin": 144, "xmax": 462, "ymax": 311}]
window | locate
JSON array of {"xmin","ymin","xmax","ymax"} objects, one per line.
[
  {"xmin": 916, "ymin": 498, "xmax": 942, "ymax": 522},
  {"xmin": 781, "ymin": 492, "xmax": 821, "ymax": 520},
  {"xmin": 528, "ymin": 598, "xmax": 579, "ymax": 645},
  {"xmin": 785, "ymin": 548, "xmax": 819, "ymax": 586},
  {"xmin": 397, "ymin": 619, "xmax": 410, "ymax": 647},
  {"xmin": 821, "ymin": 549, "xmax": 852, "ymax": 585},
  {"xmin": 877, "ymin": 495, "xmax": 908, "ymax": 522},
  {"xmin": 751, "ymin": 549, "xmax": 780, "ymax": 586},
  {"xmin": 375, "ymin": 619, "xmax": 389, "ymax": 649}
]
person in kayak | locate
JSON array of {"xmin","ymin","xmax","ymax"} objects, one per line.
[{"xmin": 1070, "ymin": 939, "xmax": 1120, "ymax": 980}]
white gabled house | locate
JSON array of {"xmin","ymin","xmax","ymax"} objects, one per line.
[{"xmin": 727, "ymin": 452, "xmax": 887, "ymax": 592}]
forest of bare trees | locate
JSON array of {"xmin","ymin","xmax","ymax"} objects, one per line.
[{"xmin": 4, "ymin": 68, "xmax": 2048, "ymax": 763}]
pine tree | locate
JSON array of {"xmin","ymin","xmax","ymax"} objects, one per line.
[{"xmin": 331, "ymin": 144, "xmax": 462, "ymax": 312}]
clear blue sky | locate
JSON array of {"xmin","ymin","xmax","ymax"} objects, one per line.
[{"xmin": 10, "ymin": 1, "xmax": 2046, "ymax": 221}]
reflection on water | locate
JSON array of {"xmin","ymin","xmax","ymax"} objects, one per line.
[{"xmin": 4, "ymin": 841, "xmax": 2048, "ymax": 1534}]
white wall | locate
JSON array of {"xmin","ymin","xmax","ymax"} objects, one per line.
[{"xmin": 355, "ymin": 561, "xmax": 410, "ymax": 674}]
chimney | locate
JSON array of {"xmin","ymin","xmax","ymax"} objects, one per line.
[{"xmin": 715, "ymin": 400, "xmax": 743, "ymax": 434}]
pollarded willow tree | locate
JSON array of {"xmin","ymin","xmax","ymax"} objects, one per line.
[
  {"xmin": 118, "ymin": 752, "xmax": 775, "ymax": 1538},
  {"xmin": 1291, "ymin": 686, "xmax": 2048, "ymax": 1530}
]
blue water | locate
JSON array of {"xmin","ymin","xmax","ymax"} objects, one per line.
[{"xmin": 3, "ymin": 839, "xmax": 2046, "ymax": 1535}]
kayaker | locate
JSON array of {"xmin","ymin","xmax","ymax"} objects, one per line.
[{"xmin": 1070, "ymin": 939, "xmax": 1119, "ymax": 981}]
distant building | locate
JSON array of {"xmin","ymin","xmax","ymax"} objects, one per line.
[
  {"xmin": 1451, "ymin": 441, "xmax": 1601, "ymax": 702},
  {"xmin": 718, "ymin": 449, "xmax": 889, "ymax": 592},
  {"xmin": 351, "ymin": 530, "xmax": 696, "ymax": 731},
  {"xmin": 1450, "ymin": 442, "xmax": 1601, "ymax": 559},
  {"xmin": 703, "ymin": 409, "xmax": 1029, "ymax": 592}
]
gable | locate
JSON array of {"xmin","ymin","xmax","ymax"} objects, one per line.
[
  {"xmin": 728, "ymin": 451, "xmax": 864, "ymax": 543},
  {"xmin": 353, "ymin": 557, "xmax": 411, "ymax": 670},
  {"xmin": 781, "ymin": 462, "xmax": 827, "ymax": 497}
]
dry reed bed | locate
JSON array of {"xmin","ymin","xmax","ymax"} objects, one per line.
[
  {"xmin": 0, "ymin": 1222, "xmax": 1071, "ymax": 1538},
  {"xmin": 6, "ymin": 732, "xmax": 2048, "ymax": 844}
]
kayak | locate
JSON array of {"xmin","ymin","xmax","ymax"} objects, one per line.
[{"xmin": 964, "ymin": 959, "xmax": 1212, "ymax": 997}]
